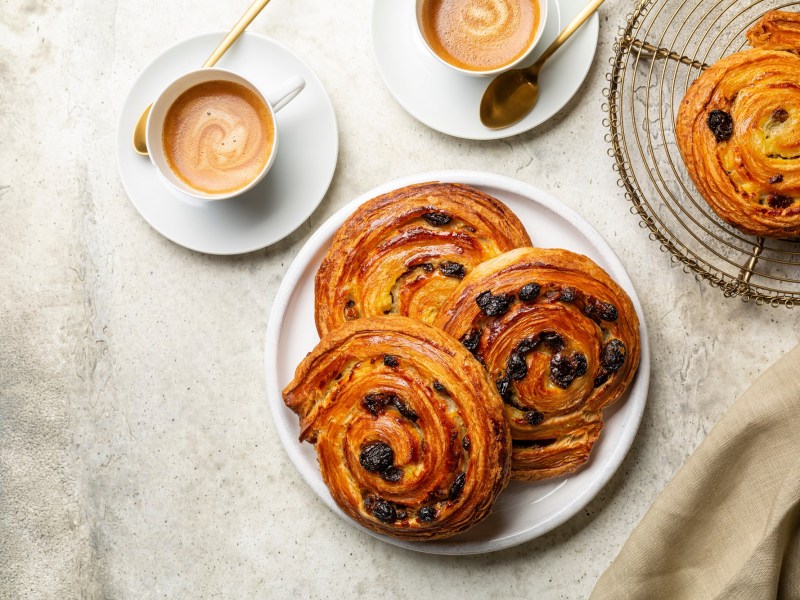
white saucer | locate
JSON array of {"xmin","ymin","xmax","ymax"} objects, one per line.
[
  {"xmin": 117, "ymin": 33, "xmax": 338, "ymax": 255},
  {"xmin": 265, "ymin": 170, "xmax": 650, "ymax": 555},
  {"xmin": 371, "ymin": 0, "xmax": 599, "ymax": 140}
]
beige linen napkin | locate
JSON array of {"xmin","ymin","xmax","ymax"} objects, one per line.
[{"xmin": 592, "ymin": 344, "xmax": 800, "ymax": 600}]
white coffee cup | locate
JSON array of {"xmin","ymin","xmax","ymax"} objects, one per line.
[
  {"xmin": 146, "ymin": 68, "xmax": 305, "ymax": 200},
  {"xmin": 414, "ymin": 0, "xmax": 548, "ymax": 77}
]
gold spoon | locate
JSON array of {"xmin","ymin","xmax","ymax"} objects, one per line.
[
  {"xmin": 480, "ymin": 0, "xmax": 606, "ymax": 129},
  {"xmin": 132, "ymin": 0, "xmax": 272, "ymax": 155}
]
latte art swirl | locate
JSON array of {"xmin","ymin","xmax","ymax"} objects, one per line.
[
  {"xmin": 461, "ymin": 0, "xmax": 513, "ymax": 39},
  {"xmin": 421, "ymin": 0, "xmax": 539, "ymax": 71},
  {"xmin": 191, "ymin": 109, "xmax": 263, "ymax": 174},
  {"xmin": 163, "ymin": 81, "xmax": 273, "ymax": 195}
]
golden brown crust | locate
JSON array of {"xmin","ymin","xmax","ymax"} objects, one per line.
[
  {"xmin": 746, "ymin": 10, "xmax": 800, "ymax": 53},
  {"xmin": 434, "ymin": 248, "xmax": 640, "ymax": 482},
  {"xmin": 282, "ymin": 316, "xmax": 512, "ymax": 540},
  {"xmin": 314, "ymin": 182, "xmax": 532, "ymax": 336},
  {"xmin": 675, "ymin": 46, "xmax": 800, "ymax": 238}
]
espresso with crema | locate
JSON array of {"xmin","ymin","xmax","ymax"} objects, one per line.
[
  {"xmin": 421, "ymin": 0, "xmax": 539, "ymax": 71},
  {"xmin": 162, "ymin": 80, "xmax": 273, "ymax": 195}
]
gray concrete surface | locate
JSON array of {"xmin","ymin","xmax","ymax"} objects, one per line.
[{"xmin": 1, "ymin": 0, "xmax": 798, "ymax": 598}]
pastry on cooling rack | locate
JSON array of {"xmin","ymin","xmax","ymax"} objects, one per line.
[
  {"xmin": 746, "ymin": 10, "xmax": 800, "ymax": 52},
  {"xmin": 675, "ymin": 15, "xmax": 800, "ymax": 238},
  {"xmin": 283, "ymin": 315, "xmax": 511, "ymax": 540},
  {"xmin": 314, "ymin": 182, "xmax": 532, "ymax": 336},
  {"xmin": 434, "ymin": 248, "xmax": 640, "ymax": 482}
]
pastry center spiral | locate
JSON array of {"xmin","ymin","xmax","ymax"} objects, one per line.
[
  {"xmin": 421, "ymin": 0, "xmax": 539, "ymax": 70},
  {"xmin": 162, "ymin": 80, "xmax": 273, "ymax": 195}
]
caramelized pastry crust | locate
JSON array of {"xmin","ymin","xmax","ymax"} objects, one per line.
[
  {"xmin": 314, "ymin": 182, "xmax": 532, "ymax": 336},
  {"xmin": 746, "ymin": 10, "xmax": 800, "ymax": 52},
  {"xmin": 434, "ymin": 248, "xmax": 640, "ymax": 481},
  {"xmin": 675, "ymin": 21, "xmax": 800, "ymax": 237},
  {"xmin": 282, "ymin": 316, "xmax": 511, "ymax": 540}
]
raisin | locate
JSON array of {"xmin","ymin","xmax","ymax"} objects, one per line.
[
  {"xmin": 768, "ymin": 195, "xmax": 793, "ymax": 209},
  {"xmin": 371, "ymin": 499, "xmax": 398, "ymax": 523},
  {"xmin": 392, "ymin": 398, "xmax": 418, "ymax": 422},
  {"xmin": 449, "ymin": 472, "xmax": 466, "ymax": 500},
  {"xmin": 550, "ymin": 352, "xmax": 588, "ymax": 389},
  {"xmin": 360, "ymin": 441, "xmax": 394, "ymax": 473},
  {"xmin": 540, "ymin": 331, "xmax": 565, "ymax": 352},
  {"xmin": 476, "ymin": 291, "xmax": 514, "ymax": 317},
  {"xmin": 515, "ymin": 337, "xmax": 539, "ymax": 354},
  {"xmin": 416, "ymin": 262, "xmax": 434, "ymax": 273},
  {"xmin": 769, "ymin": 174, "xmax": 784, "ymax": 184},
  {"xmin": 584, "ymin": 297, "xmax": 618, "ymax": 322},
  {"xmin": 433, "ymin": 381, "xmax": 450, "ymax": 396},
  {"xmin": 601, "ymin": 339, "xmax": 626, "ymax": 373},
  {"xmin": 707, "ymin": 109, "xmax": 733, "ymax": 142},
  {"xmin": 594, "ymin": 372, "xmax": 611, "ymax": 387},
  {"xmin": 519, "ymin": 282, "xmax": 541, "ymax": 302},
  {"xmin": 601, "ymin": 303, "xmax": 619, "ymax": 322},
  {"xmin": 396, "ymin": 510, "xmax": 408, "ymax": 520},
  {"xmin": 461, "ymin": 329, "xmax": 481, "ymax": 353},
  {"xmin": 772, "ymin": 108, "xmax": 789, "ymax": 123},
  {"xmin": 344, "ymin": 299, "xmax": 358, "ymax": 320},
  {"xmin": 561, "ymin": 287, "xmax": 577, "ymax": 303},
  {"xmin": 583, "ymin": 296, "xmax": 619, "ymax": 322},
  {"xmin": 462, "ymin": 435, "xmax": 471, "ymax": 451},
  {"xmin": 362, "ymin": 393, "xmax": 395, "ymax": 416},
  {"xmin": 496, "ymin": 374, "xmax": 512, "ymax": 402},
  {"xmin": 573, "ymin": 353, "xmax": 588, "ymax": 377},
  {"xmin": 423, "ymin": 212, "xmax": 452, "ymax": 226},
  {"xmin": 418, "ymin": 506, "xmax": 437, "ymax": 522},
  {"xmin": 507, "ymin": 352, "xmax": 528, "ymax": 381},
  {"xmin": 525, "ymin": 410, "xmax": 544, "ymax": 426},
  {"xmin": 381, "ymin": 466, "xmax": 403, "ymax": 483},
  {"xmin": 383, "ymin": 354, "xmax": 399, "ymax": 368},
  {"xmin": 439, "ymin": 261, "xmax": 466, "ymax": 279}
]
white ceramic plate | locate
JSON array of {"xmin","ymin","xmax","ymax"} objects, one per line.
[
  {"xmin": 265, "ymin": 171, "xmax": 650, "ymax": 555},
  {"xmin": 117, "ymin": 32, "xmax": 338, "ymax": 255},
  {"xmin": 371, "ymin": 0, "xmax": 599, "ymax": 140}
]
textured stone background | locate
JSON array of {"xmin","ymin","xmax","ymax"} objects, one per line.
[{"xmin": 1, "ymin": 0, "xmax": 798, "ymax": 598}]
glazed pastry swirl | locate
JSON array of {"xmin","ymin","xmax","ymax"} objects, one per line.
[
  {"xmin": 314, "ymin": 182, "xmax": 532, "ymax": 337},
  {"xmin": 434, "ymin": 248, "xmax": 640, "ymax": 481},
  {"xmin": 283, "ymin": 316, "xmax": 511, "ymax": 540},
  {"xmin": 746, "ymin": 10, "xmax": 800, "ymax": 53},
  {"xmin": 675, "ymin": 15, "xmax": 800, "ymax": 238}
]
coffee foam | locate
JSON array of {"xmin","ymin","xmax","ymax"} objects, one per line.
[
  {"xmin": 422, "ymin": 0, "xmax": 538, "ymax": 71},
  {"xmin": 163, "ymin": 81, "xmax": 273, "ymax": 195}
]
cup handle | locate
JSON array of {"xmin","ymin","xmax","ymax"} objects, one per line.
[{"xmin": 266, "ymin": 75, "xmax": 306, "ymax": 114}]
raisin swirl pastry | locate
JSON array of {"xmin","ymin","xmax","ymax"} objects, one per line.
[
  {"xmin": 434, "ymin": 248, "xmax": 640, "ymax": 482},
  {"xmin": 746, "ymin": 10, "xmax": 800, "ymax": 53},
  {"xmin": 314, "ymin": 182, "xmax": 532, "ymax": 336},
  {"xmin": 282, "ymin": 316, "xmax": 511, "ymax": 540},
  {"xmin": 675, "ymin": 18, "xmax": 800, "ymax": 238}
]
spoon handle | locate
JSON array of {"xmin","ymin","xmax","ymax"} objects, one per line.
[
  {"xmin": 535, "ymin": 0, "xmax": 606, "ymax": 67},
  {"xmin": 203, "ymin": 0, "xmax": 272, "ymax": 68}
]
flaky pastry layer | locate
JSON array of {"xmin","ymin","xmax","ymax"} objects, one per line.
[
  {"xmin": 435, "ymin": 248, "xmax": 640, "ymax": 481},
  {"xmin": 314, "ymin": 182, "xmax": 532, "ymax": 336},
  {"xmin": 283, "ymin": 316, "xmax": 511, "ymax": 540},
  {"xmin": 675, "ymin": 12, "xmax": 800, "ymax": 238}
]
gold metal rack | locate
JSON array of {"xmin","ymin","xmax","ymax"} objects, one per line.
[{"xmin": 604, "ymin": 0, "xmax": 800, "ymax": 307}]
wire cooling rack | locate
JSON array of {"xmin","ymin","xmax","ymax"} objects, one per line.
[{"xmin": 604, "ymin": 0, "xmax": 800, "ymax": 307}]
